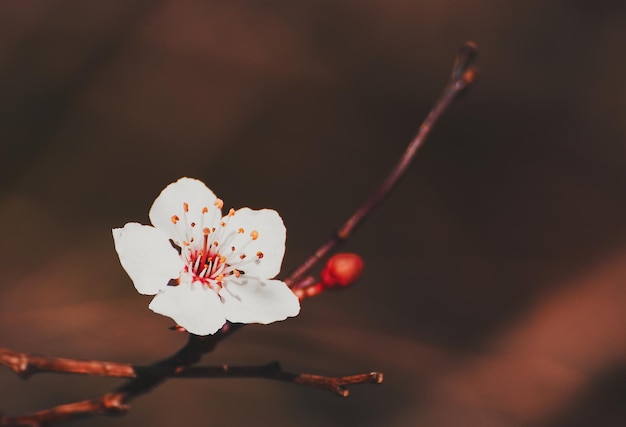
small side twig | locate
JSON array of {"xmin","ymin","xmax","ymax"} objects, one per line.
[
  {"xmin": 0, "ymin": 395, "xmax": 128, "ymax": 427},
  {"xmin": 286, "ymin": 41, "xmax": 478, "ymax": 286},
  {"xmin": 0, "ymin": 348, "xmax": 134, "ymax": 380},
  {"xmin": 174, "ymin": 362, "xmax": 383, "ymax": 397}
]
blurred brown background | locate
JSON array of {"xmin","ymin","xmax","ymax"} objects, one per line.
[{"xmin": 1, "ymin": 1, "xmax": 626, "ymax": 426}]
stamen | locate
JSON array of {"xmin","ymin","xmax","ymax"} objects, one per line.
[
  {"xmin": 182, "ymin": 241, "xmax": 190, "ymax": 246},
  {"xmin": 240, "ymin": 254, "xmax": 247, "ymax": 260},
  {"xmin": 171, "ymin": 215, "xmax": 180, "ymax": 224},
  {"xmin": 214, "ymin": 198, "xmax": 224, "ymax": 209},
  {"xmin": 221, "ymin": 221, "xmax": 226, "ymax": 227},
  {"xmin": 213, "ymin": 241, "xmax": 219, "ymax": 247},
  {"xmin": 183, "ymin": 202, "xmax": 189, "ymax": 213},
  {"xmin": 208, "ymin": 255, "xmax": 220, "ymax": 275},
  {"xmin": 214, "ymin": 228, "xmax": 238, "ymax": 254},
  {"xmin": 250, "ymin": 230, "xmax": 259, "ymax": 240},
  {"xmin": 228, "ymin": 208, "xmax": 236, "ymax": 217},
  {"xmin": 202, "ymin": 207, "xmax": 209, "ymax": 214},
  {"xmin": 238, "ymin": 228, "xmax": 245, "ymax": 234},
  {"xmin": 256, "ymin": 251, "xmax": 264, "ymax": 259},
  {"xmin": 194, "ymin": 254, "xmax": 202, "ymax": 273},
  {"xmin": 231, "ymin": 246, "xmax": 236, "ymax": 252},
  {"xmin": 200, "ymin": 231, "xmax": 210, "ymax": 268},
  {"xmin": 190, "ymin": 222, "xmax": 196, "ymax": 228},
  {"xmin": 220, "ymin": 255, "xmax": 227, "ymax": 264},
  {"xmin": 233, "ymin": 269, "xmax": 241, "ymax": 278}
]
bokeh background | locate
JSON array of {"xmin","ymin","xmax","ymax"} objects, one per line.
[{"xmin": 1, "ymin": 1, "xmax": 626, "ymax": 426}]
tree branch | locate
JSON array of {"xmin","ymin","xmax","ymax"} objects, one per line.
[
  {"xmin": 0, "ymin": 41, "xmax": 477, "ymax": 426},
  {"xmin": 285, "ymin": 41, "xmax": 478, "ymax": 286},
  {"xmin": 155, "ymin": 361, "xmax": 383, "ymax": 397},
  {"xmin": 0, "ymin": 356, "xmax": 381, "ymax": 426},
  {"xmin": 0, "ymin": 348, "xmax": 382, "ymax": 397}
]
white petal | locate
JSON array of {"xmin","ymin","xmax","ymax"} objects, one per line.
[
  {"xmin": 112, "ymin": 223, "xmax": 184, "ymax": 295},
  {"xmin": 221, "ymin": 278, "xmax": 300, "ymax": 325},
  {"xmin": 149, "ymin": 177, "xmax": 221, "ymax": 245},
  {"xmin": 149, "ymin": 282, "xmax": 226, "ymax": 335},
  {"xmin": 221, "ymin": 208, "xmax": 286, "ymax": 279}
]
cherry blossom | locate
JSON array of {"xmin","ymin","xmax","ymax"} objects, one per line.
[{"xmin": 112, "ymin": 177, "xmax": 300, "ymax": 335}]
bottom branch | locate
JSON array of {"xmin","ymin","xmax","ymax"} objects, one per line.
[
  {"xmin": 0, "ymin": 393, "xmax": 128, "ymax": 427},
  {"xmin": 0, "ymin": 362, "xmax": 383, "ymax": 426}
]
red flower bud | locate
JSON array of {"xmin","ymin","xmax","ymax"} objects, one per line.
[{"xmin": 320, "ymin": 253, "xmax": 364, "ymax": 288}]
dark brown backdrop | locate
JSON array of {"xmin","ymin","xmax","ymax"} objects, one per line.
[{"xmin": 1, "ymin": 1, "xmax": 626, "ymax": 426}]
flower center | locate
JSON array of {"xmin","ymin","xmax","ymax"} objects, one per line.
[
  {"xmin": 170, "ymin": 201, "xmax": 264, "ymax": 291},
  {"xmin": 185, "ymin": 229, "xmax": 229, "ymax": 288}
]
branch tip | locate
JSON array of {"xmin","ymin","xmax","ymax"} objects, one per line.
[
  {"xmin": 338, "ymin": 388, "xmax": 350, "ymax": 398},
  {"xmin": 101, "ymin": 394, "xmax": 130, "ymax": 414},
  {"xmin": 452, "ymin": 40, "xmax": 478, "ymax": 80}
]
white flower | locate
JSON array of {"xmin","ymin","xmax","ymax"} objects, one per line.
[{"xmin": 112, "ymin": 177, "xmax": 300, "ymax": 335}]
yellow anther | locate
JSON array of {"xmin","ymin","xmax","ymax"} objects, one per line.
[
  {"xmin": 250, "ymin": 230, "xmax": 259, "ymax": 241},
  {"xmin": 228, "ymin": 208, "xmax": 236, "ymax": 217},
  {"xmin": 220, "ymin": 255, "xmax": 227, "ymax": 264},
  {"xmin": 203, "ymin": 227, "xmax": 211, "ymax": 235},
  {"xmin": 233, "ymin": 269, "xmax": 241, "ymax": 278},
  {"xmin": 216, "ymin": 274, "xmax": 224, "ymax": 283},
  {"xmin": 171, "ymin": 215, "xmax": 180, "ymax": 224},
  {"xmin": 240, "ymin": 254, "xmax": 247, "ymax": 260},
  {"xmin": 256, "ymin": 251, "xmax": 264, "ymax": 259},
  {"xmin": 183, "ymin": 202, "xmax": 189, "ymax": 213},
  {"xmin": 238, "ymin": 228, "xmax": 245, "ymax": 234},
  {"xmin": 221, "ymin": 221, "xmax": 226, "ymax": 227},
  {"xmin": 182, "ymin": 241, "xmax": 190, "ymax": 246},
  {"xmin": 214, "ymin": 198, "xmax": 224, "ymax": 209},
  {"xmin": 213, "ymin": 241, "xmax": 219, "ymax": 247},
  {"xmin": 202, "ymin": 207, "xmax": 209, "ymax": 214}
]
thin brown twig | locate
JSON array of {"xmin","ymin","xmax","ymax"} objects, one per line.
[
  {"xmin": 174, "ymin": 362, "xmax": 383, "ymax": 397},
  {"xmin": 0, "ymin": 348, "xmax": 134, "ymax": 379},
  {"xmin": 285, "ymin": 41, "xmax": 478, "ymax": 286},
  {"xmin": 0, "ymin": 395, "xmax": 128, "ymax": 427}
]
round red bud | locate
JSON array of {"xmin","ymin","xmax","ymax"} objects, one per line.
[{"xmin": 320, "ymin": 253, "xmax": 364, "ymax": 288}]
